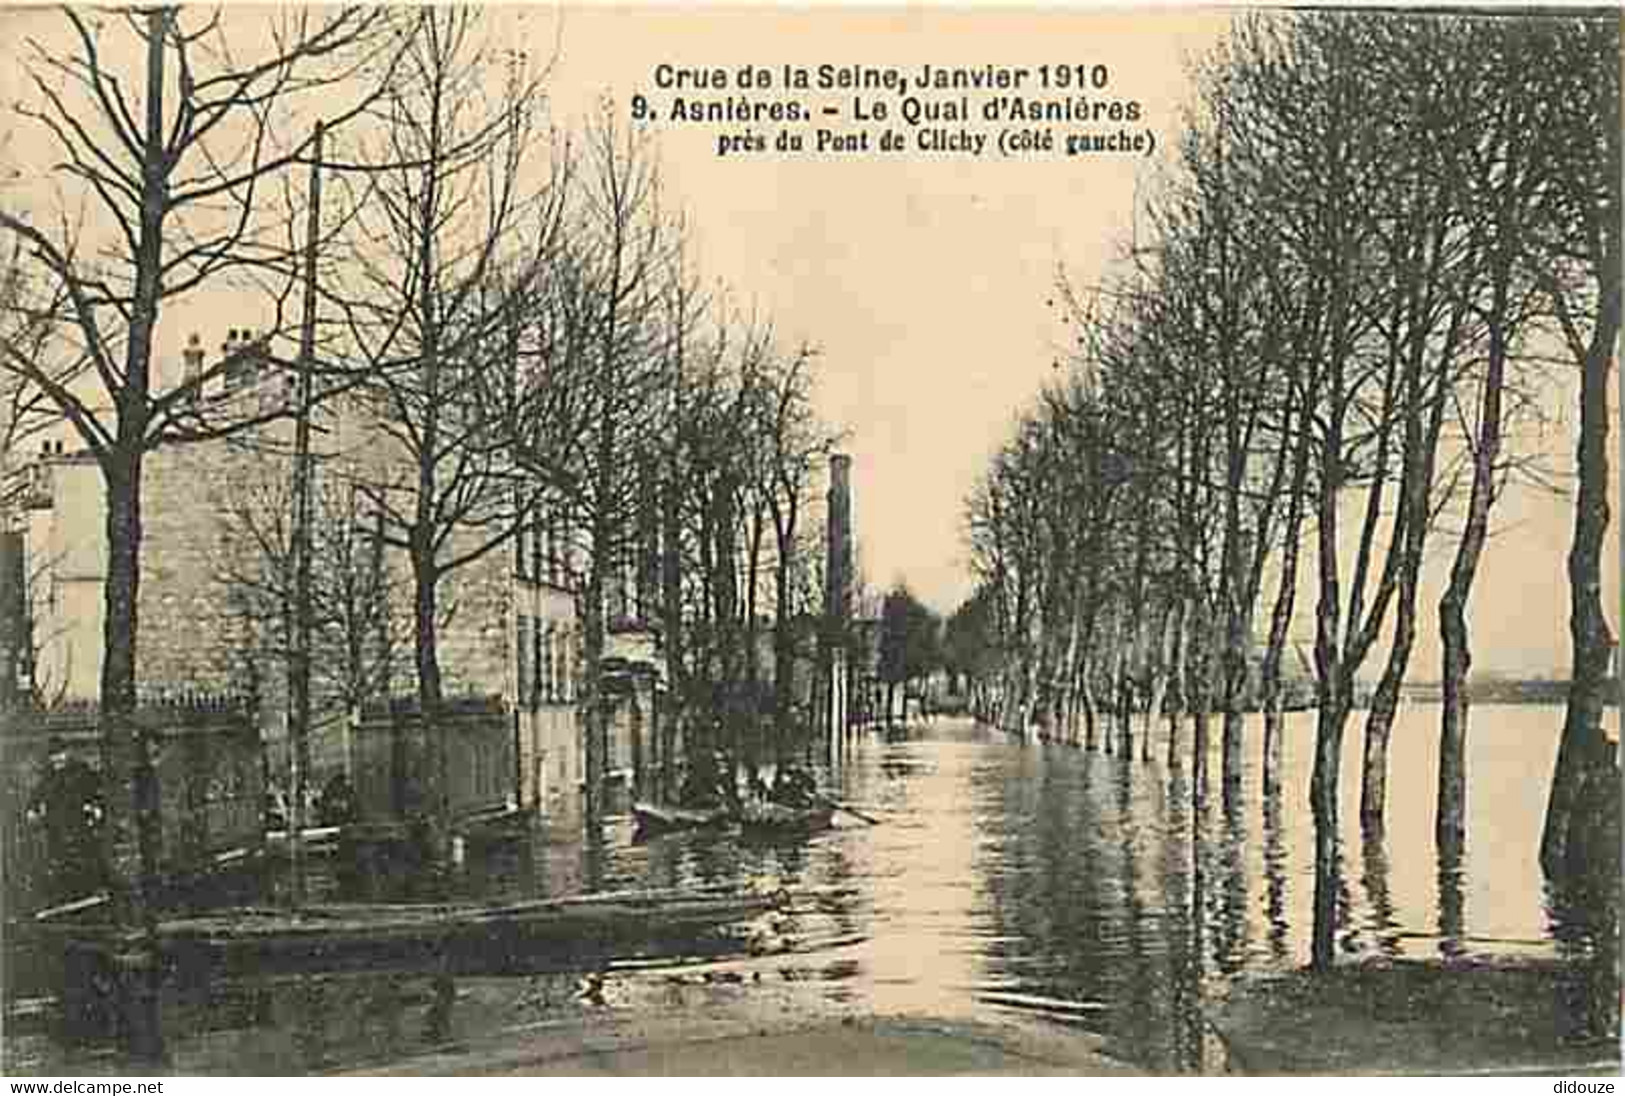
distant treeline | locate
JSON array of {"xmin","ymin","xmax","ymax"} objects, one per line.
[{"xmin": 1395, "ymin": 679, "xmax": 1622, "ymax": 708}]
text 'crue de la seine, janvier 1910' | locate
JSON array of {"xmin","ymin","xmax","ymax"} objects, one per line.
[{"xmin": 631, "ymin": 62, "xmax": 1156, "ymax": 161}]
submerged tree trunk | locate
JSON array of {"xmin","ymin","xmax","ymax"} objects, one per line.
[
  {"xmin": 1543, "ymin": 249, "xmax": 1621, "ymax": 873},
  {"xmin": 1106, "ymin": 618, "xmax": 1125, "ymax": 757},
  {"xmin": 1165, "ymin": 598, "xmax": 1189, "ymax": 768},
  {"xmin": 1080, "ymin": 651, "xmax": 1098, "ymax": 751},
  {"xmin": 1436, "ymin": 275, "xmax": 1507, "ymax": 855},
  {"xmin": 582, "ymin": 542, "xmax": 608, "ymax": 823},
  {"xmin": 1364, "ymin": 316, "xmax": 1458, "ymax": 831},
  {"xmin": 1218, "ymin": 454, "xmax": 1251, "ymax": 800},
  {"xmin": 1361, "ymin": 578, "xmax": 1415, "ymax": 834},
  {"xmin": 96, "ymin": 15, "xmax": 170, "ymax": 1058},
  {"xmin": 100, "ymin": 457, "xmax": 164, "ymax": 1060},
  {"xmin": 772, "ymin": 560, "xmax": 795, "ymax": 762},
  {"xmin": 1261, "ymin": 386, "xmax": 1313, "ymax": 799},
  {"xmin": 411, "ymin": 547, "xmax": 450, "ymax": 871},
  {"xmin": 1059, "ymin": 606, "xmax": 1082, "ymax": 744},
  {"xmin": 1219, "ymin": 593, "xmax": 1248, "ymax": 798},
  {"xmin": 1144, "ymin": 602, "xmax": 1173, "ymax": 762},
  {"xmin": 1119, "ymin": 645, "xmax": 1135, "ymax": 761},
  {"xmin": 1542, "ymin": 39, "xmax": 1622, "ymax": 870},
  {"xmin": 1310, "ymin": 678, "xmax": 1354, "ymax": 971},
  {"xmin": 1309, "ymin": 393, "xmax": 1348, "ymax": 972},
  {"xmin": 1188, "ymin": 598, "xmax": 1215, "ymax": 793}
]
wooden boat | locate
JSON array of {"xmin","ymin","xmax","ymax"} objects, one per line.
[
  {"xmin": 36, "ymin": 884, "xmax": 783, "ymax": 980},
  {"xmin": 736, "ymin": 801, "xmax": 835, "ymax": 839},
  {"xmin": 631, "ymin": 801, "xmax": 733, "ymax": 837}
]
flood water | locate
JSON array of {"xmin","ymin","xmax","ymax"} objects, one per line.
[{"xmin": 7, "ymin": 703, "xmax": 1618, "ymax": 1074}]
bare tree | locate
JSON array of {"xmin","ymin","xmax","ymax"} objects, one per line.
[
  {"xmin": 548, "ymin": 107, "xmax": 671, "ymax": 823},
  {"xmin": 1537, "ymin": 15, "xmax": 1621, "ymax": 876},
  {"xmin": 0, "ymin": 242, "xmax": 67, "ymax": 710},
  {"xmin": 331, "ymin": 7, "xmax": 566, "ymax": 868},
  {"xmin": 0, "ymin": 7, "xmax": 398, "ymax": 1056},
  {"xmin": 1432, "ymin": 17, "xmax": 1561, "ymax": 856},
  {"xmin": 1353, "ymin": 14, "xmax": 1481, "ymax": 833},
  {"xmin": 215, "ymin": 456, "xmax": 400, "ymax": 717}
]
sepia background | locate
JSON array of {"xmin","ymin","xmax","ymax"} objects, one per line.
[{"xmin": 0, "ymin": 2, "xmax": 1618, "ymax": 1078}]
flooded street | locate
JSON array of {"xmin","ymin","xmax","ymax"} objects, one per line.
[{"xmin": 8, "ymin": 705, "xmax": 1616, "ymax": 1075}]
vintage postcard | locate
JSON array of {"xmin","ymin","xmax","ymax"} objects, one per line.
[{"xmin": 0, "ymin": 2, "xmax": 1619, "ymax": 1079}]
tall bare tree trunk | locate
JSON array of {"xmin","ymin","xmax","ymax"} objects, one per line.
[
  {"xmin": 1188, "ymin": 597, "xmax": 1214, "ymax": 792},
  {"xmin": 1144, "ymin": 602, "xmax": 1172, "ymax": 762},
  {"xmin": 1165, "ymin": 598, "xmax": 1189, "ymax": 768},
  {"xmin": 1543, "ymin": 222, "xmax": 1621, "ymax": 874},
  {"xmin": 1309, "ymin": 390, "xmax": 1347, "ymax": 973},
  {"xmin": 1080, "ymin": 650, "xmax": 1098, "ymax": 751},
  {"xmin": 1436, "ymin": 271, "xmax": 1508, "ymax": 855},
  {"xmin": 86, "ymin": 12, "xmax": 175, "ymax": 1061},
  {"xmin": 101, "ymin": 459, "xmax": 164, "ymax": 1060},
  {"xmin": 661, "ymin": 474, "xmax": 684, "ymax": 798},
  {"xmin": 1260, "ymin": 465, "xmax": 1306, "ymax": 799}
]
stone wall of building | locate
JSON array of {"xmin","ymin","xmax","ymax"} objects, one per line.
[
  {"xmin": 139, "ymin": 430, "xmax": 284, "ymax": 700},
  {"xmin": 21, "ymin": 334, "xmax": 627, "ymax": 817},
  {"xmin": 34, "ymin": 393, "xmax": 523, "ymax": 708},
  {"xmin": 427, "ymin": 524, "xmax": 514, "ymax": 700}
]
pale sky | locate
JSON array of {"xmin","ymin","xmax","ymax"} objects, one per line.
[
  {"xmin": 2, "ymin": 4, "xmax": 1617, "ymax": 678},
  {"xmin": 530, "ymin": 5, "xmax": 1231, "ymax": 612}
]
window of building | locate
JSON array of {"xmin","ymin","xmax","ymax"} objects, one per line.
[
  {"xmin": 546, "ymin": 513, "xmax": 561, "ymax": 587},
  {"xmin": 541, "ymin": 623, "xmax": 556, "ymax": 704},
  {"xmin": 560, "ymin": 626, "xmax": 575, "ymax": 702},
  {"xmin": 532, "ymin": 614, "xmax": 544, "ymax": 708},
  {"xmin": 516, "ymin": 615, "xmax": 531, "ymax": 708}
]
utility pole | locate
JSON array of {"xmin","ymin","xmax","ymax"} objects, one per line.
[{"xmin": 288, "ymin": 120, "xmax": 324, "ymax": 905}]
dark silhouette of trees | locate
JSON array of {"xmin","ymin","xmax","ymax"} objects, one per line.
[
  {"xmin": 1539, "ymin": 17, "xmax": 1621, "ymax": 877},
  {"xmin": 967, "ymin": 8, "xmax": 1620, "ymax": 972},
  {"xmin": 0, "ymin": 6, "xmax": 399, "ymax": 1057},
  {"xmin": 331, "ymin": 8, "xmax": 566, "ymax": 865},
  {"xmin": 877, "ymin": 582, "xmax": 940, "ymax": 726}
]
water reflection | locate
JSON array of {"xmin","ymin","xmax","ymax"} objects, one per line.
[
  {"xmin": 1359, "ymin": 831, "xmax": 1400, "ymax": 959},
  {"xmin": 1437, "ymin": 833, "xmax": 1467, "ymax": 960},
  {"xmin": 1262, "ymin": 786, "xmax": 1290, "ymax": 964},
  {"xmin": 11, "ymin": 706, "xmax": 1617, "ymax": 1074},
  {"xmin": 1545, "ymin": 867, "xmax": 1620, "ymax": 1044}
]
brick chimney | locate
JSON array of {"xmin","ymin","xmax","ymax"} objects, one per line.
[
  {"xmin": 182, "ymin": 332, "xmax": 205, "ymax": 400},
  {"xmin": 221, "ymin": 327, "xmax": 261, "ymax": 391}
]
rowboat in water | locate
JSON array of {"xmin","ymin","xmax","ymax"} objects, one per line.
[
  {"xmin": 736, "ymin": 801, "xmax": 835, "ymax": 839},
  {"xmin": 631, "ymin": 801, "xmax": 734, "ymax": 837}
]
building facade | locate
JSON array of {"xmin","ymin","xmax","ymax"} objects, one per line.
[{"xmin": 19, "ymin": 330, "xmax": 625, "ymax": 822}]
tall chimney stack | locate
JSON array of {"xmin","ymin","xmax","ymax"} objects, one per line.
[
  {"xmin": 823, "ymin": 452, "xmax": 855, "ymax": 747},
  {"xmin": 182, "ymin": 332, "xmax": 205, "ymax": 400},
  {"xmin": 221, "ymin": 328, "xmax": 261, "ymax": 391},
  {"xmin": 825, "ymin": 453, "xmax": 853, "ymax": 627}
]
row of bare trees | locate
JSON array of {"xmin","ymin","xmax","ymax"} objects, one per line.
[
  {"xmin": 962, "ymin": 10, "xmax": 1618, "ymax": 971},
  {"xmin": 0, "ymin": 5, "xmax": 837, "ymax": 1058}
]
